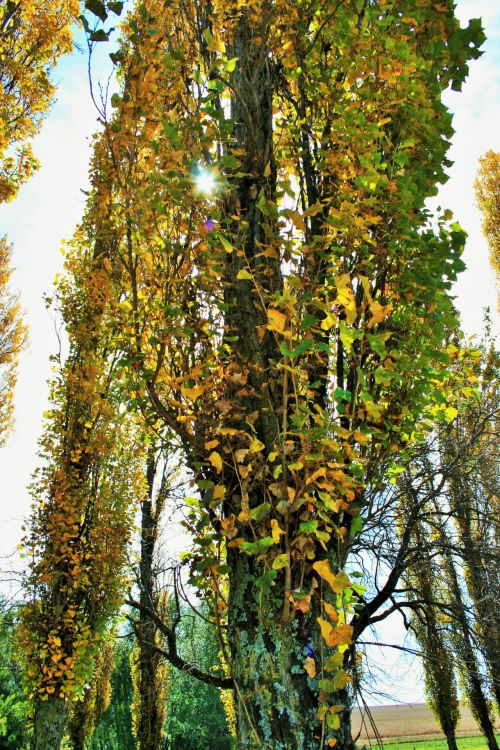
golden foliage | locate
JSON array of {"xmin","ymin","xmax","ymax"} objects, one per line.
[
  {"xmin": 0, "ymin": 0, "xmax": 79, "ymax": 201},
  {"xmin": 475, "ymin": 150, "xmax": 500, "ymax": 309},
  {"xmin": 0, "ymin": 237, "xmax": 26, "ymax": 446}
]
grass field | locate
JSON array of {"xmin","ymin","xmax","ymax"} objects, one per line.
[
  {"xmin": 351, "ymin": 703, "xmax": 500, "ymax": 744},
  {"xmin": 383, "ymin": 735, "xmax": 500, "ymax": 750}
]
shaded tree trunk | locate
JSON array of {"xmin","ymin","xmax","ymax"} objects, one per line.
[
  {"xmin": 228, "ymin": 552, "xmax": 355, "ymax": 750},
  {"xmin": 31, "ymin": 697, "xmax": 68, "ymax": 750},
  {"xmin": 133, "ymin": 450, "xmax": 168, "ymax": 750},
  {"xmin": 440, "ymin": 534, "xmax": 499, "ymax": 750}
]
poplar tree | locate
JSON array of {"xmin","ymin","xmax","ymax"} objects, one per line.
[
  {"xmin": 0, "ymin": 0, "xmax": 79, "ymax": 446},
  {"xmin": 475, "ymin": 150, "xmax": 500, "ymax": 307},
  {"xmin": 24, "ymin": 1, "xmax": 485, "ymax": 748}
]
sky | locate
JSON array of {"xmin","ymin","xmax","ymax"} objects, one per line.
[{"xmin": 0, "ymin": 1, "xmax": 499, "ymax": 705}]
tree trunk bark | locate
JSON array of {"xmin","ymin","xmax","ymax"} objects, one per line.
[
  {"xmin": 31, "ymin": 697, "xmax": 68, "ymax": 750},
  {"xmin": 228, "ymin": 553, "xmax": 355, "ymax": 750},
  {"xmin": 134, "ymin": 451, "xmax": 167, "ymax": 750},
  {"xmin": 441, "ymin": 536, "xmax": 499, "ymax": 750},
  {"xmin": 441, "ymin": 716, "xmax": 460, "ymax": 750}
]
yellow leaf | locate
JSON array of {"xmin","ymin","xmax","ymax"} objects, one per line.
[
  {"xmin": 324, "ymin": 652, "xmax": 344, "ymax": 671},
  {"xmin": 321, "ymin": 313, "xmax": 337, "ymax": 331},
  {"xmin": 327, "ymin": 623, "xmax": 353, "ymax": 648},
  {"xmin": 267, "ymin": 308, "xmax": 287, "ymax": 333},
  {"xmin": 368, "ymin": 300, "xmax": 392, "ymax": 328},
  {"xmin": 317, "ymin": 616, "xmax": 333, "ymax": 644},
  {"xmin": 317, "ymin": 705, "xmax": 328, "ymax": 721},
  {"xmin": 218, "ymin": 427, "xmax": 238, "ymax": 436},
  {"xmin": 212, "ymin": 485, "xmax": 226, "ymax": 500},
  {"xmin": 333, "ymin": 669, "xmax": 352, "ymax": 690},
  {"xmin": 332, "ymin": 571, "xmax": 351, "ymax": 593},
  {"xmin": 237, "ymin": 269, "xmax": 253, "ymax": 280},
  {"xmin": 324, "ymin": 602, "xmax": 339, "ymax": 622},
  {"xmin": 249, "ymin": 437, "xmax": 265, "ymax": 453},
  {"xmin": 181, "ymin": 385, "xmax": 206, "ymax": 401},
  {"xmin": 205, "ymin": 439, "xmax": 219, "ymax": 450},
  {"xmin": 271, "ymin": 519, "xmax": 285, "ymax": 544},
  {"xmin": 335, "ymin": 273, "xmax": 357, "ymax": 324},
  {"xmin": 313, "ymin": 560, "xmax": 352, "ymax": 594},
  {"xmin": 221, "ymin": 514, "xmax": 238, "ymax": 539},
  {"xmin": 208, "ymin": 451, "xmax": 223, "ymax": 473},
  {"xmin": 264, "ymin": 161, "xmax": 271, "ymax": 177},
  {"xmin": 304, "ymin": 657, "xmax": 317, "ymax": 679}
]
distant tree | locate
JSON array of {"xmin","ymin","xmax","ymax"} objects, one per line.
[
  {"xmin": 389, "ymin": 341, "xmax": 499, "ymax": 750},
  {"xmin": 87, "ymin": 637, "xmax": 135, "ymax": 750},
  {"xmin": 405, "ymin": 519, "xmax": 460, "ymax": 750},
  {"xmin": 162, "ymin": 607, "xmax": 235, "ymax": 750},
  {"xmin": 67, "ymin": 638, "xmax": 115, "ymax": 750},
  {"xmin": 440, "ymin": 345, "xmax": 500, "ymax": 708},
  {"xmin": 0, "ymin": 0, "xmax": 78, "ymax": 201},
  {"xmin": 19, "ymin": 192, "xmax": 147, "ymax": 750},
  {"xmin": 0, "ymin": 238, "xmax": 26, "ymax": 447},
  {"xmin": 0, "ymin": 601, "xmax": 29, "ymax": 750},
  {"xmin": 475, "ymin": 151, "xmax": 500, "ymax": 306}
]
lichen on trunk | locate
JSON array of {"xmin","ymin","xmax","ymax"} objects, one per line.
[{"xmin": 31, "ymin": 697, "xmax": 68, "ymax": 750}]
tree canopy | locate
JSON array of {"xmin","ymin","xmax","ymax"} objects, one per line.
[{"xmin": 3, "ymin": 1, "xmax": 493, "ymax": 749}]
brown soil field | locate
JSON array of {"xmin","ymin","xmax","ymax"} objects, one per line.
[{"xmin": 352, "ymin": 703, "xmax": 500, "ymax": 742}]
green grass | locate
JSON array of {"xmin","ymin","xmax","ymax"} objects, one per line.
[{"xmin": 383, "ymin": 736, "xmax": 500, "ymax": 750}]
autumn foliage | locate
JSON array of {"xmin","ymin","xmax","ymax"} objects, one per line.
[
  {"xmin": 475, "ymin": 150, "xmax": 500, "ymax": 308},
  {"xmin": 0, "ymin": 237, "xmax": 26, "ymax": 446},
  {"xmin": 0, "ymin": 0, "xmax": 79, "ymax": 201},
  {"xmin": 21, "ymin": 1, "xmax": 486, "ymax": 748}
]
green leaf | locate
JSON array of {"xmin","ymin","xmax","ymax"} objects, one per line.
[
  {"xmin": 109, "ymin": 51, "xmax": 123, "ymax": 65},
  {"xmin": 444, "ymin": 406, "xmax": 458, "ymax": 423},
  {"xmin": 334, "ymin": 387, "xmax": 352, "ymax": 402},
  {"xmin": 237, "ymin": 269, "xmax": 253, "ymax": 280},
  {"xmin": 299, "ymin": 520, "xmax": 318, "ymax": 533},
  {"xmin": 108, "ymin": 0, "xmax": 124, "ymax": 14},
  {"xmin": 288, "ymin": 338, "xmax": 314, "ymax": 359},
  {"xmin": 85, "ymin": 0, "xmax": 107, "ymax": 21},
  {"xmin": 242, "ymin": 537, "xmax": 274, "ymax": 555},
  {"xmin": 218, "ymin": 234, "xmax": 234, "ymax": 253},
  {"xmin": 224, "ymin": 57, "xmax": 239, "ymax": 73},
  {"xmin": 272, "ymin": 553, "xmax": 289, "ymax": 570},
  {"xmin": 349, "ymin": 515, "xmax": 363, "ymax": 538},
  {"xmin": 249, "ymin": 502, "xmax": 271, "ymax": 521},
  {"xmin": 202, "ymin": 27, "xmax": 214, "ymax": 46},
  {"xmin": 90, "ymin": 29, "xmax": 110, "ymax": 42},
  {"xmin": 255, "ymin": 569, "xmax": 277, "ymax": 587}
]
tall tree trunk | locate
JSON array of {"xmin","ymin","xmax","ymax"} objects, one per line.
[
  {"xmin": 31, "ymin": 697, "xmax": 68, "ymax": 750},
  {"xmin": 133, "ymin": 450, "xmax": 168, "ymax": 750},
  {"xmin": 405, "ymin": 518, "xmax": 460, "ymax": 750},
  {"xmin": 228, "ymin": 552, "xmax": 355, "ymax": 750},
  {"xmin": 456, "ymin": 514, "xmax": 500, "ymax": 709},
  {"xmin": 440, "ymin": 536, "xmax": 499, "ymax": 750}
]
